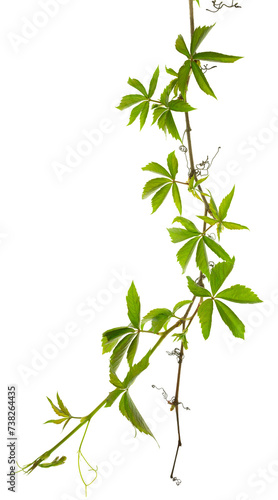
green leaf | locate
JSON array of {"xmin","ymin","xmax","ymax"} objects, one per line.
[
  {"xmin": 173, "ymin": 216, "xmax": 200, "ymax": 234},
  {"xmin": 166, "ymin": 66, "xmax": 178, "ymax": 77},
  {"xmin": 126, "ymin": 282, "xmax": 141, "ymax": 329},
  {"xmin": 142, "ymin": 178, "xmax": 171, "ymax": 199},
  {"xmin": 186, "ymin": 276, "xmax": 211, "ymax": 297},
  {"xmin": 119, "ymin": 392, "xmax": 156, "ymax": 440},
  {"xmin": 210, "ymin": 258, "xmax": 235, "ymax": 295},
  {"xmin": 110, "ymin": 334, "xmax": 135, "ymax": 374},
  {"xmin": 173, "ymin": 300, "xmax": 192, "ymax": 314},
  {"xmin": 117, "ymin": 94, "xmax": 147, "ymax": 110},
  {"xmin": 194, "ymin": 0, "xmax": 200, "ymax": 5},
  {"xmin": 196, "ymin": 238, "xmax": 210, "ymax": 279},
  {"xmin": 216, "ymin": 285, "xmax": 262, "ymax": 304},
  {"xmin": 141, "ymin": 308, "xmax": 173, "ymax": 333},
  {"xmin": 44, "ymin": 418, "xmax": 68, "ymax": 425},
  {"xmin": 152, "ymin": 106, "xmax": 167, "ymax": 124},
  {"xmin": 39, "ymin": 456, "xmax": 67, "ymax": 469},
  {"xmin": 168, "ymin": 100, "xmax": 195, "ymax": 112},
  {"xmin": 194, "ymin": 52, "xmax": 242, "ymax": 63},
  {"xmin": 203, "ymin": 235, "xmax": 231, "ymax": 262},
  {"xmin": 160, "ymin": 84, "xmax": 172, "ymax": 106},
  {"xmin": 105, "ymin": 389, "xmax": 125, "ymax": 408},
  {"xmin": 164, "ymin": 110, "xmax": 182, "ymax": 142},
  {"xmin": 190, "ymin": 24, "xmax": 215, "ymax": 55},
  {"xmin": 167, "ymin": 151, "xmax": 178, "ymax": 178},
  {"xmin": 192, "ymin": 61, "xmax": 216, "ymax": 99},
  {"xmin": 197, "ymin": 215, "xmax": 217, "ymax": 225},
  {"xmin": 142, "ymin": 162, "xmax": 172, "ymax": 179},
  {"xmin": 109, "ymin": 370, "xmax": 125, "ymax": 389},
  {"xmin": 178, "ymin": 61, "xmax": 191, "ymax": 99},
  {"xmin": 198, "ymin": 299, "xmax": 213, "ymax": 340},
  {"xmin": 222, "ymin": 222, "xmax": 249, "ymax": 230},
  {"xmin": 177, "ymin": 237, "xmax": 200, "ymax": 273},
  {"xmin": 128, "ymin": 78, "xmax": 148, "ymax": 97},
  {"xmin": 102, "ymin": 327, "xmax": 135, "ymax": 354},
  {"xmin": 127, "ymin": 334, "xmax": 140, "ymax": 368},
  {"xmin": 46, "ymin": 397, "xmax": 68, "ymax": 418},
  {"xmin": 56, "ymin": 393, "xmax": 71, "ymax": 417},
  {"xmin": 175, "ymin": 34, "xmax": 190, "ymax": 58},
  {"xmin": 123, "ymin": 351, "xmax": 151, "ymax": 388},
  {"xmin": 140, "ymin": 101, "xmax": 150, "ymax": 129},
  {"xmin": 151, "ymin": 183, "xmax": 172, "ymax": 213},
  {"xmin": 215, "ymin": 300, "xmax": 245, "ymax": 339},
  {"xmin": 148, "ymin": 66, "xmax": 160, "ymax": 98},
  {"xmin": 209, "ymin": 192, "xmax": 220, "ymax": 219},
  {"xmin": 128, "ymin": 102, "xmax": 147, "ymax": 125},
  {"xmin": 172, "ymin": 184, "xmax": 182, "ymax": 214},
  {"xmin": 168, "ymin": 227, "xmax": 198, "ymax": 243},
  {"xmin": 219, "ymin": 186, "xmax": 235, "ymax": 220}
]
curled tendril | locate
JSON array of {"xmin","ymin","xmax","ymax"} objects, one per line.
[
  {"xmin": 209, "ymin": 261, "xmax": 215, "ymax": 268},
  {"xmin": 172, "ymin": 476, "xmax": 182, "ymax": 486},
  {"xmin": 195, "ymin": 147, "xmax": 221, "ymax": 177},
  {"xmin": 166, "ymin": 348, "xmax": 185, "ymax": 364},
  {"xmin": 207, "ymin": 0, "xmax": 241, "ymax": 13},
  {"xmin": 202, "ymin": 64, "xmax": 217, "ymax": 73},
  {"xmin": 152, "ymin": 386, "xmax": 190, "ymax": 411},
  {"xmin": 208, "ymin": 233, "xmax": 216, "ymax": 240}
]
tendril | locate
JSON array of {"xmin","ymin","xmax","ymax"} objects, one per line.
[{"xmin": 207, "ymin": 0, "xmax": 241, "ymax": 13}]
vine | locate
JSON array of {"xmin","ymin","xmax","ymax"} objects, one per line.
[{"xmin": 18, "ymin": 0, "xmax": 261, "ymax": 495}]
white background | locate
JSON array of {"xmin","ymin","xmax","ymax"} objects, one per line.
[{"xmin": 1, "ymin": 0, "xmax": 278, "ymax": 499}]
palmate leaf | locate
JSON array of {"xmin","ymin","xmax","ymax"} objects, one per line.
[
  {"xmin": 187, "ymin": 276, "xmax": 211, "ymax": 297},
  {"xmin": 196, "ymin": 238, "xmax": 210, "ymax": 279},
  {"xmin": 210, "ymin": 258, "xmax": 235, "ymax": 295},
  {"xmin": 117, "ymin": 94, "xmax": 147, "ymax": 110},
  {"xmin": 142, "ymin": 178, "xmax": 171, "ymax": 199},
  {"xmin": 168, "ymin": 227, "xmax": 198, "ymax": 243},
  {"xmin": 215, "ymin": 300, "xmax": 245, "ymax": 339},
  {"xmin": 126, "ymin": 282, "xmax": 141, "ymax": 329},
  {"xmin": 127, "ymin": 334, "xmax": 140, "ymax": 368},
  {"xmin": 141, "ymin": 308, "xmax": 173, "ymax": 333},
  {"xmin": 192, "ymin": 61, "xmax": 216, "ymax": 98},
  {"xmin": 172, "ymin": 300, "xmax": 192, "ymax": 314},
  {"xmin": 142, "ymin": 162, "xmax": 172, "ymax": 179},
  {"xmin": 177, "ymin": 236, "xmax": 200, "ymax": 273},
  {"xmin": 119, "ymin": 392, "xmax": 156, "ymax": 440},
  {"xmin": 190, "ymin": 24, "xmax": 215, "ymax": 55},
  {"xmin": 173, "ymin": 216, "xmax": 200, "ymax": 234},
  {"xmin": 219, "ymin": 186, "xmax": 235, "ymax": 220},
  {"xmin": 140, "ymin": 102, "xmax": 150, "ymax": 129},
  {"xmin": 165, "ymin": 66, "xmax": 178, "ymax": 77},
  {"xmin": 178, "ymin": 61, "xmax": 191, "ymax": 99},
  {"xmin": 46, "ymin": 395, "xmax": 71, "ymax": 419},
  {"xmin": 110, "ymin": 334, "xmax": 135, "ymax": 374},
  {"xmin": 223, "ymin": 222, "xmax": 249, "ymax": 230},
  {"xmin": 167, "ymin": 151, "xmax": 178, "ymax": 178},
  {"xmin": 198, "ymin": 299, "xmax": 213, "ymax": 340},
  {"xmin": 175, "ymin": 34, "xmax": 190, "ymax": 58},
  {"xmin": 203, "ymin": 235, "xmax": 231, "ymax": 262},
  {"xmin": 148, "ymin": 66, "xmax": 160, "ymax": 98},
  {"xmin": 168, "ymin": 100, "xmax": 195, "ymax": 112},
  {"xmin": 105, "ymin": 389, "xmax": 125, "ymax": 408},
  {"xmin": 128, "ymin": 78, "xmax": 148, "ymax": 97},
  {"xmin": 151, "ymin": 183, "xmax": 172, "ymax": 213},
  {"xmin": 216, "ymin": 285, "xmax": 262, "ymax": 304},
  {"xmin": 128, "ymin": 102, "xmax": 147, "ymax": 125},
  {"xmin": 172, "ymin": 183, "xmax": 182, "ymax": 214},
  {"xmin": 123, "ymin": 350, "xmax": 151, "ymax": 388},
  {"xmin": 102, "ymin": 327, "xmax": 135, "ymax": 354},
  {"xmin": 194, "ymin": 52, "xmax": 242, "ymax": 63}
]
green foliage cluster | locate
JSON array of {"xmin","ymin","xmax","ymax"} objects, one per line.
[{"xmin": 21, "ymin": 1, "xmax": 261, "ymax": 495}]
